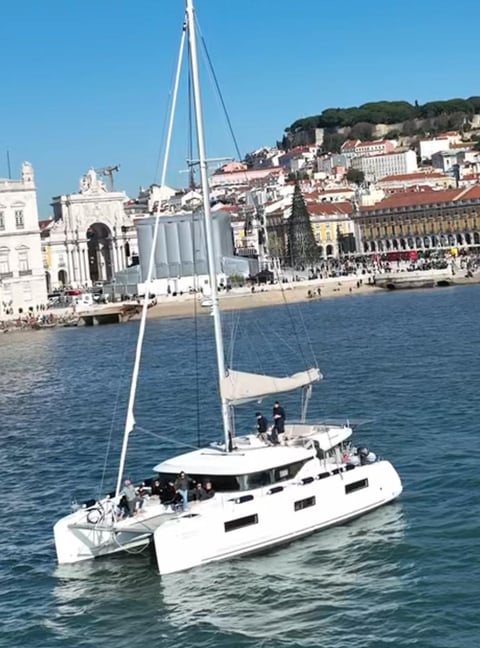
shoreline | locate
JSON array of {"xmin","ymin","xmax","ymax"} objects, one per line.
[
  {"xmin": 142, "ymin": 279, "xmax": 383, "ymax": 321},
  {"xmin": 2, "ymin": 275, "xmax": 480, "ymax": 333}
]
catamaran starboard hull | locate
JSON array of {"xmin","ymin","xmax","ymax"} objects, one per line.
[{"xmin": 152, "ymin": 460, "xmax": 402, "ymax": 575}]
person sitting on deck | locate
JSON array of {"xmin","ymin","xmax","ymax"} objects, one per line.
[
  {"xmin": 160, "ymin": 481, "xmax": 183, "ymax": 511},
  {"xmin": 192, "ymin": 482, "xmax": 206, "ymax": 501},
  {"xmin": 202, "ymin": 481, "xmax": 215, "ymax": 500},
  {"xmin": 151, "ymin": 479, "xmax": 162, "ymax": 497}
]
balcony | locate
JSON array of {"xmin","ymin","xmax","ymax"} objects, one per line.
[
  {"xmin": 19, "ymin": 269, "xmax": 32, "ymax": 276},
  {"xmin": 0, "ymin": 271, "xmax": 13, "ymax": 279}
]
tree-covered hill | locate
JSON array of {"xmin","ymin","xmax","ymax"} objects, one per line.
[
  {"xmin": 279, "ymin": 96, "xmax": 480, "ymax": 153},
  {"xmin": 288, "ymin": 97, "xmax": 480, "ymax": 131}
]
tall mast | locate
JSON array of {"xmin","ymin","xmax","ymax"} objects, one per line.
[{"xmin": 186, "ymin": 0, "xmax": 231, "ymax": 451}]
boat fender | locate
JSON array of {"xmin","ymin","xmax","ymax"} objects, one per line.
[
  {"xmin": 235, "ymin": 494, "xmax": 254, "ymax": 504},
  {"xmin": 301, "ymin": 477, "xmax": 314, "ymax": 485},
  {"xmin": 318, "ymin": 472, "xmax": 330, "ymax": 480},
  {"xmin": 268, "ymin": 486, "xmax": 284, "ymax": 495}
]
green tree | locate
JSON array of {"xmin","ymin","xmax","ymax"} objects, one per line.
[
  {"xmin": 321, "ymin": 131, "xmax": 346, "ymax": 153},
  {"xmin": 286, "ymin": 182, "xmax": 319, "ymax": 268},
  {"xmin": 346, "ymin": 168, "xmax": 365, "ymax": 185}
]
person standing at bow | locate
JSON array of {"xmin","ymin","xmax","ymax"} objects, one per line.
[{"xmin": 272, "ymin": 401, "xmax": 286, "ymax": 444}]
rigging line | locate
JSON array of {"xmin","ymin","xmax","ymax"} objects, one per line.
[
  {"xmin": 135, "ymin": 425, "xmax": 200, "ymax": 451},
  {"xmin": 114, "ymin": 16, "xmax": 186, "ymax": 498},
  {"xmin": 295, "ymin": 300, "xmax": 319, "ymax": 368},
  {"xmin": 194, "ymin": 15, "xmax": 243, "ymax": 161},
  {"xmin": 98, "ymin": 323, "xmax": 135, "ymax": 499},
  {"xmin": 272, "ymin": 266, "xmax": 312, "ymax": 372},
  {"xmin": 227, "ymin": 309, "xmax": 240, "ymax": 369},
  {"xmin": 153, "ymin": 19, "xmax": 187, "ymax": 185}
]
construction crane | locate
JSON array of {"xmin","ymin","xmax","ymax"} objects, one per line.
[{"xmin": 94, "ymin": 164, "xmax": 120, "ymax": 191}]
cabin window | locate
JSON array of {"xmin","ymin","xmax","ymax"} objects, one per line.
[
  {"xmin": 156, "ymin": 473, "xmax": 240, "ymax": 492},
  {"xmin": 294, "ymin": 496, "xmax": 316, "ymax": 511},
  {"xmin": 224, "ymin": 514, "xmax": 258, "ymax": 532},
  {"xmin": 345, "ymin": 479, "xmax": 368, "ymax": 494},
  {"xmin": 246, "ymin": 471, "xmax": 272, "ymax": 489},
  {"xmin": 273, "ymin": 460, "xmax": 307, "ymax": 482}
]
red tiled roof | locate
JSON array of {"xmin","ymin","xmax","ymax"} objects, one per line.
[
  {"xmin": 356, "ymin": 140, "xmax": 388, "ymax": 147},
  {"xmin": 307, "ymin": 201, "xmax": 353, "ymax": 216},
  {"xmin": 361, "ymin": 184, "xmax": 480, "ymax": 212},
  {"xmin": 341, "ymin": 139, "xmax": 360, "ymax": 150},
  {"xmin": 39, "ymin": 219, "xmax": 53, "ymax": 230},
  {"xmin": 378, "ymin": 172, "xmax": 447, "ymax": 182}
]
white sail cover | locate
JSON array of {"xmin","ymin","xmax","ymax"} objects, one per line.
[{"xmin": 220, "ymin": 367, "xmax": 322, "ymax": 405}]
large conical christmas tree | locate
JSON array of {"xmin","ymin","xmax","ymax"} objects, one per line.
[{"xmin": 286, "ymin": 182, "xmax": 319, "ymax": 268}]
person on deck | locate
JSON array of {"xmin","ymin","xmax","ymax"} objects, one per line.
[
  {"xmin": 202, "ymin": 481, "xmax": 215, "ymax": 499},
  {"xmin": 151, "ymin": 479, "xmax": 162, "ymax": 497},
  {"xmin": 174, "ymin": 471, "xmax": 190, "ymax": 511},
  {"xmin": 272, "ymin": 401, "xmax": 286, "ymax": 444},
  {"xmin": 255, "ymin": 412, "xmax": 268, "ymax": 441},
  {"xmin": 122, "ymin": 479, "xmax": 142, "ymax": 517}
]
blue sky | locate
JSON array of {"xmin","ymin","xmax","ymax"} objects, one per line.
[{"xmin": 1, "ymin": 0, "xmax": 479, "ymax": 216}]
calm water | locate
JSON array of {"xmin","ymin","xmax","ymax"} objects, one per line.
[{"xmin": 1, "ymin": 286, "xmax": 479, "ymax": 648}]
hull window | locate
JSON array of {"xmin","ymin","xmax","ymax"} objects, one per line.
[
  {"xmin": 224, "ymin": 514, "xmax": 259, "ymax": 533},
  {"xmin": 294, "ymin": 496, "xmax": 316, "ymax": 511},
  {"xmin": 345, "ymin": 478, "xmax": 369, "ymax": 494}
]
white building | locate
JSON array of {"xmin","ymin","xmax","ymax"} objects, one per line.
[
  {"xmin": 419, "ymin": 137, "xmax": 450, "ymax": 161},
  {"xmin": 135, "ymin": 210, "xmax": 249, "ymax": 295},
  {"xmin": 0, "ymin": 162, "xmax": 47, "ymax": 316},
  {"xmin": 42, "ymin": 169, "xmax": 138, "ymax": 291},
  {"xmin": 352, "ymin": 150, "xmax": 418, "ymax": 182}
]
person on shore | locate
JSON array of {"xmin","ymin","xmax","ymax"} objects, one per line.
[
  {"xmin": 255, "ymin": 412, "xmax": 268, "ymax": 441},
  {"xmin": 174, "ymin": 471, "xmax": 190, "ymax": 511},
  {"xmin": 272, "ymin": 401, "xmax": 286, "ymax": 444}
]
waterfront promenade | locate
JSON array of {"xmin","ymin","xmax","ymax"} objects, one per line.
[{"xmin": 2, "ymin": 268, "xmax": 480, "ymax": 331}]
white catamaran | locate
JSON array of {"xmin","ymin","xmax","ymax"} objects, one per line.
[{"xmin": 53, "ymin": 0, "xmax": 403, "ymax": 574}]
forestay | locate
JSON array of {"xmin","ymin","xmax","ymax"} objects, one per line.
[{"xmin": 220, "ymin": 368, "xmax": 322, "ymax": 405}]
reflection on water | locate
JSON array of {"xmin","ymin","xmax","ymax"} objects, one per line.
[{"xmin": 50, "ymin": 504, "xmax": 406, "ymax": 646}]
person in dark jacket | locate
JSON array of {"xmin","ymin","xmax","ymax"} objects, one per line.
[
  {"xmin": 255, "ymin": 412, "xmax": 268, "ymax": 441},
  {"xmin": 272, "ymin": 401, "xmax": 286, "ymax": 442}
]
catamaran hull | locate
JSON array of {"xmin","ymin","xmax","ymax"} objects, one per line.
[
  {"xmin": 152, "ymin": 460, "xmax": 402, "ymax": 575},
  {"xmin": 53, "ymin": 507, "xmax": 172, "ymax": 564}
]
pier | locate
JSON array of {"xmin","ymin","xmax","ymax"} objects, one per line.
[{"xmin": 78, "ymin": 304, "xmax": 141, "ymax": 326}]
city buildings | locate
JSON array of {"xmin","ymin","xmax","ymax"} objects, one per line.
[
  {"xmin": 0, "ymin": 162, "xmax": 47, "ymax": 315},
  {"xmin": 354, "ymin": 185, "xmax": 480, "ymax": 254},
  {"xmin": 352, "ymin": 150, "xmax": 418, "ymax": 182},
  {"xmin": 41, "ymin": 168, "xmax": 138, "ymax": 291}
]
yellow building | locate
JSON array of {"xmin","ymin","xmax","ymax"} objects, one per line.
[{"xmin": 355, "ymin": 185, "xmax": 480, "ymax": 253}]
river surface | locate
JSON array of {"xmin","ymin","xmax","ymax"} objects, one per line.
[{"xmin": 1, "ymin": 286, "xmax": 479, "ymax": 648}]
